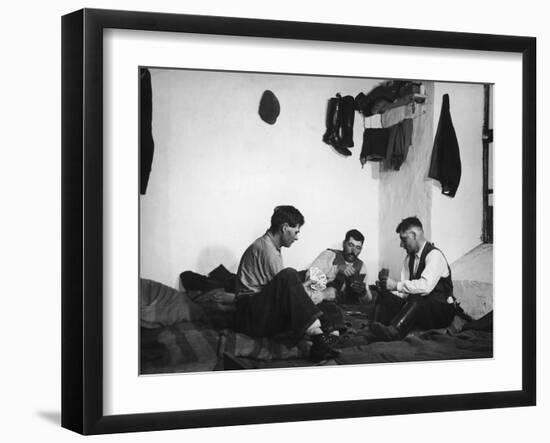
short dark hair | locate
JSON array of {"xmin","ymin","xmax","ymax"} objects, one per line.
[
  {"xmin": 395, "ymin": 216, "xmax": 423, "ymax": 233},
  {"xmin": 344, "ymin": 229, "xmax": 365, "ymax": 243},
  {"xmin": 269, "ymin": 205, "xmax": 305, "ymax": 232}
]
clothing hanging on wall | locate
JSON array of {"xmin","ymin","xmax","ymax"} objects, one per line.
[
  {"xmin": 360, "ymin": 127, "xmax": 390, "ymax": 165},
  {"xmin": 360, "ymin": 118, "xmax": 413, "ymax": 170},
  {"xmin": 385, "ymin": 118, "xmax": 413, "ymax": 171},
  {"xmin": 140, "ymin": 68, "xmax": 154, "ymax": 195},
  {"xmin": 381, "ymin": 101, "xmax": 423, "ymax": 128},
  {"xmin": 429, "ymin": 94, "xmax": 461, "ymax": 197}
]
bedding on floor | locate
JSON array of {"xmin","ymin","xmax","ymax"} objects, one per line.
[{"xmin": 139, "ymin": 272, "xmax": 493, "ymax": 374}]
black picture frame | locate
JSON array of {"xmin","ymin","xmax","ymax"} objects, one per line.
[{"xmin": 61, "ymin": 8, "xmax": 536, "ymax": 435}]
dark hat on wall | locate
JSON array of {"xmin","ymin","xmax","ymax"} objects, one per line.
[{"xmin": 258, "ymin": 90, "xmax": 280, "ymax": 124}]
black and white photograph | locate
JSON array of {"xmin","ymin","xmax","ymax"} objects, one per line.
[
  {"xmin": 1, "ymin": 0, "xmax": 543, "ymax": 440},
  {"xmin": 138, "ymin": 68, "xmax": 494, "ymax": 374}
]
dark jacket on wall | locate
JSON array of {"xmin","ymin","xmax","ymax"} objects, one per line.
[
  {"xmin": 429, "ymin": 94, "xmax": 461, "ymax": 197},
  {"xmin": 140, "ymin": 68, "xmax": 154, "ymax": 195}
]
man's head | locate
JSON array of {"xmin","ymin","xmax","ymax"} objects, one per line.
[
  {"xmin": 395, "ymin": 216, "xmax": 425, "ymax": 255},
  {"xmin": 269, "ymin": 205, "xmax": 305, "ymax": 248},
  {"xmin": 342, "ymin": 229, "xmax": 365, "ymax": 262}
]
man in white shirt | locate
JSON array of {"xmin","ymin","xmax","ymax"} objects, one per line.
[{"xmin": 370, "ymin": 216, "xmax": 456, "ymax": 341}]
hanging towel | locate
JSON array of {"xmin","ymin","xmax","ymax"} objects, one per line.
[
  {"xmin": 381, "ymin": 105, "xmax": 407, "ymax": 128},
  {"xmin": 384, "ymin": 118, "xmax": 413, "ymax": 171},
  {"xmin": 381, "ymin": 102, "xmax": 422, "ymax": 128},
  {"xmin": 360, "ymin": 128, "xmax": 390, "ymax": 166},
  {"xmin": 140, "ymin": 68, "xmax": 154, "ymax": 195},
  {"xmin": 429, "ymin": 94, "xmax": 461, "ymax": 197}
]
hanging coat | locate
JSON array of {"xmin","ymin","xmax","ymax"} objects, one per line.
[
  {"xmin": 140, "ymin": 68, "xmax": 154, "ymax": 195},
  {"xmin": 429, "ymin": 94, "xmax": 461, "ymax": 197}
]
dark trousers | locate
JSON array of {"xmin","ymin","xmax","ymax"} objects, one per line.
[
  {"xmin": 234, "ymin": 268, "xmax": 322, "ymax": 339},
  {"xmin": 375, "ymin": 291, "xmax": 455, "ymax": 330}
]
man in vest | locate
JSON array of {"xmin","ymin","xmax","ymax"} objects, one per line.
[
  {"xmin": 307, "ymin": 229, "xmax": 372, "ymax": 305},
  {"xmin": 370, "ymin": 216, "xmax": 456, "ymax": 341}
]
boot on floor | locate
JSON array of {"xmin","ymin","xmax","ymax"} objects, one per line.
[
  {"xmin": 370, "ymin": 299, "xmax": 422, "ymax": 341},
  {"xmin": 310, "ymin": 333, "xmax": 340, "ymax": 362}
]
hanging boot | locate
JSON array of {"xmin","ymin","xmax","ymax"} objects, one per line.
[
  {"xmin": 322, "ymin": 95, "xmax": 351, "ymax": 156},
  {"xmin": 370, "ymin": 298, "xmax": 422, "ymax": 341},
  {"xmin": 322, "ymin": 96, "xmax": 340, "ymax": 147},
  {"xmin": 340, "ymin": 95, "xmax": 355, "ymax": 148}
]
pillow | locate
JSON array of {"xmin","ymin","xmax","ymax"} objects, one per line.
[
  {"xmin": 452, "ymin": 280, "xmax": 493, "ymax": 320},
  {"xmin": 140, "ymin": 278, "xmax": 204, "ymax": 329}
]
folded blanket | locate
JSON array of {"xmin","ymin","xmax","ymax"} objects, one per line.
[{"xmin": 140, "ymin": 278, "xmax": 204, "ymax": 328}]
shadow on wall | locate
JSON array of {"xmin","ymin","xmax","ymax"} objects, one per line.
[{"xmin": 196, "ymin": 245, "xmax": 239, "ymax": 276}]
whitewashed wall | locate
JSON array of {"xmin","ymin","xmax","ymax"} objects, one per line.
[
  {"xmin": 140, "ymin": 69, "xmax": 382, "ymax": 287},
  {"xmin": 378, "ymin": 82, "xmax": 435, "ymax": 277},
  {"xmin": 140, "ymin": 70, "xmax": 485, "ymax": 288}
]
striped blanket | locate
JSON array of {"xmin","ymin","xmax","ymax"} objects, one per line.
[{"xmin": 140, "ymin": 283, "xmax": 493, "ymax": 374}]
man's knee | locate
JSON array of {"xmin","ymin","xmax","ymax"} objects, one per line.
[
  {"xmin": 407, "ymin": 294, "xmax": 425, "ymax": 304},
  {"xmin": 377, "ymin": 290, "xmax": 404, "ymax": 306},
  {"xmin": 277, "ymin": 267, "xmax": 300, "ymax": 282}
]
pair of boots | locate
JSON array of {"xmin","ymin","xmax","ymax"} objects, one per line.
[
  {"xmin": 322, "ymin": 94, "xmax": 355, "ymax": 156},
  {"xmin": 369, "ymin": 299, "xmax": 422, "ymax": 341}
]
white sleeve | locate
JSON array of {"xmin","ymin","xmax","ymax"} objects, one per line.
[
  {"xmin": 390, "ymin": 257, "xmax": 410, "ymax": 298},
  {"xmin": 396, "ymin": 250, "xmax": 448, "ymax": 295},
  {"xmin": 307, "ymin": 250, "xmax": 336, "ymax": 280}
]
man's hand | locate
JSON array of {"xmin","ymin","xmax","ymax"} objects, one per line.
[
  {"xmin": 322, "ymin": 287, "xmax": 337, "ymax": 302},
  {"xmin": 350, "ymin": 280, "xmax": 366, "ymax": 294},
  {"xmin": 384, "ymin": 277, "xmax": 398, "ymax": 291},
  {"xmin": 303, "ymin": 282, "xmax": 336, "ymax": 304},
  {"xmin": 378, "ymin": 275, "xmax": 398, "ymax": 291},
  {"xmin": 310, "ymin": 290, "xmax": 324, "ymax": 304},
  {"xmin": 337, "ymin": 263, "xmax": 356, "ymax": 277}
]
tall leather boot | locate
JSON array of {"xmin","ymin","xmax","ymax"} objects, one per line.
[
  {"xmin": 322, "ymin": 95, "xmax": 351, "ymax": 156},
  {"xmin": 359, "ymin": 128, "xmax": 369, "ymax": 167},
  {"xmin": 370, "ymin": 299, "xmax": 422, "ymax": 341},
  {"xmin": 322, "ymin": 96, "xmax": 340, "ymax": 147},
  {"xmin": 340, "ymin": 95, "xmax": 355, "ymax": 148},
  {"xmin": 371, "ymin": 301, "xmax": 384, "ymax": 324}
]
